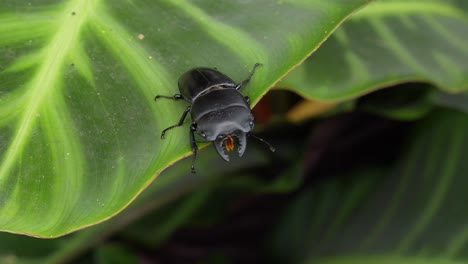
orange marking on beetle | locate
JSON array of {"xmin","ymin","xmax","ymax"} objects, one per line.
[{"xmin": 225, "ymin": 135, "xmax": 235, "ymax": 151}]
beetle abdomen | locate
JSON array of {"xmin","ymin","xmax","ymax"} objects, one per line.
[{"xmin": 178, "ymin": 68, "xmax": 236, "ymax": 100}]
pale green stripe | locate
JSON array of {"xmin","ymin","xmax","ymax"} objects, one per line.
[
  {"xmin": 397, "ymin": 121, "xmax": 464, "ymax": 253},
  {"xmin": 3, "ymin": 52, "xmax": 43, "ymax": 73},
  {"xmin": 369, "ymin": 18, "xmax": 426, "ymax": 74},
  {"xmin": 345, "ymin": 50, "xmax": 370, "ymax": 81},
  {"xmin": 423, "ymin": 16, "xmax": 468, "ymax": 54},
  {"xmin": 39, "ymin": 85, "xmax": 85, "ymax": 234},
  {"xmin": 443, "ymin": 121, "xmax": 468, "ymax": 258},
  {"xmin": 0, "ymin": 93, "xmax": 26, "ymax": 125},
  {"xmin": 320, "ymin": 13, "xmax": 371, "ymax": 88},
  {"xmin": 105, "ymin": 157, "xmax": 127, "ymax": 209},
  {"xmin": 433, "ymin": 52, "xmax": 465, "ymax": 91},
  {"xmin": 352, "ymin": 1, "xmax": 467, "ymax": 20},
  {"xmin": 0, "ymin": 12, "xmax": 57, "ymax": 45},
  {"xmin": 360, "ymin": 139, "xmax": 421, "ymax": 249},
  {"xmin": 333, "ymin": 28, "xmax": 349, "ymax": 46},
  {"xmin": 88, "ymin": 10, "xmax": 172, "ymax": 97},
  {"xmin": 399, "ymin": 15, "xmax": 418, "ymax": 30},
  {"xmin": 166, "ymin": 0, "xmax": 267, "ymax": 65},
  {"xmin": 445, "ymin": 225, "xmax": 468, "ymax": 258},
  {"xmin": 68, "ymin": 41, "xmax": 95, "ymax": 85},
  {"xmin": 321, "ymin": 178, "xmax": 374, "ymax": 244},
  {"xmin": 305, "ymin": 183, "xmax": 338, "ymax": 254},
  {"xmin": 89, "ymin": 10, "xmax": 175, "ymax": 159}
]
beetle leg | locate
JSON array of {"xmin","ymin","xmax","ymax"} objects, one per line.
[
  {"xmin": 154, "ymin": 94, "xmax": 183, "ymax": 101},
  {"xmin": 249, "ymin": 133, "xmax": 276, "ymax": 152},
  {"xmin": 190, "ymin": 123, "xmax": 199, "ymax": 174},
  {"xmin": 235, "ymin": 63, "xmax": 263, "ymax": 90},
  {"xmin": 161, "ymin": 106, "xmax": 191, "ymax": 139},
  {"xmin": 245, "ymin": 96, "xmax": 250, "ymax": 105}
]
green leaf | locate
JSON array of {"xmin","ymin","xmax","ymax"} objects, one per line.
[
  {"xmin": 356, "ymin": 83, "xmax": 434, "ymax": 121},
  {"xmin": 268, "ymin": 108, "xmax": 468, "ymax": 264},
  {"xmin": 121, "ymin": 188, "xmax": 214, "ymax": 248},
  {"xmin": 0, "ymin": 1, "xmax": 372, "ymax": 237},
  {"xmin": 28, "ymin": 140, "xmax": 272, "ymax": 264},
  {"xmin": 430, "ymin": 91, "xmax": 468, "ymax": 115},
  {"xmin": 279, "ymin": 0, "xmax": 468, "ymax": 100},
  {"xmin": 94, "ymin": 244, "xmax": 138, "ymax": 264},
  {"xmin": 0, "ymin": 232, "xmax": 61, "ymax": 261}
]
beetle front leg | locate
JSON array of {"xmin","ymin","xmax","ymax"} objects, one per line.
[
  {"xmin": 154, "ymin": 94, "xmax": 183, "ymax": 101},
  {"xmin": 161, "ymin": 105, "xmax": 191, "ymax": 139},
  {"xmin": 236, "ymin": 63, "xmax": 263, "ymax": 90},
  {"xmin": 190, "ymin": 123, "xmax": 199, "ymax": 174}
]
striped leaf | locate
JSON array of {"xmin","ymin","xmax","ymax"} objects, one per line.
[
  {"xmin": 280, "ymin": 0, "xmax": 468, "ymax": 100},
  {"xmin": 0, "ymin": 0, "xmax": 370, "ymax": 237},
  {"xmin": 270, "ymin": 108, "xmax": 468, "ymax": 264}
]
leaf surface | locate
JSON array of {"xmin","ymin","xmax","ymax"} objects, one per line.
[
  {"xmin": 270, "ymin": 108, "xmax": 468, "ymax": 264},
  {"xmin": 280, "ymin": 0, "xmax": 468, "ymax": 100},
  {"xmin": 0, "ymin": 0, "xmax": 370, "ymax": 237}
]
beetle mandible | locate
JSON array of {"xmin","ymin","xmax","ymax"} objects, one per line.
[{"xmin": 155, "ymin": 63, "xmax": 275, "ymax": 174}]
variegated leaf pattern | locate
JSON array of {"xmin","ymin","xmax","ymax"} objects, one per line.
[{"xmin": 0, "ymin": 0, "xmax": 370, "ymax": 237}]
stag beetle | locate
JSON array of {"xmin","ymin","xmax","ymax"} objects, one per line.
[{"xmin": 155, "ymin": 63, "xmax": 275, "ymax": 173}]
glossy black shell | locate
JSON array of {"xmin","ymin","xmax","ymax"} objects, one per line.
[
  {"xmin": 178, "ymin": 68, "xmax": 236, "ymax": 101},
  {"xmin": 177, "ymin": 67, "xmax": 253, "ymax": 142},
  {"xmin": 156, "ymin": 63, "xmax": 272, "ymax": 170}
]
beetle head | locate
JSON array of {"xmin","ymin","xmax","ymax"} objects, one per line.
[
  {"xmin": 196, "ymin": 107, "xmax": 254, "ymax": 161},
  {"xmin": 213, "ymin": 131, "xmax": 248, "ymax": 162}
]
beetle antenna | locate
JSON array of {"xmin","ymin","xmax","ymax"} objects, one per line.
[{"xmin": 249, "ymin": 133, "xmax": 275, "ymax": 152}]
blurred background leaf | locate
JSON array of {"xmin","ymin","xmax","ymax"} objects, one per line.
[
  {"xmin": 269, "ymin": 108, "xmax": 468, "ymax": 264},
  {"xmin": 279, "ymin": 0, "xmax": 468, "ymax": 100}
]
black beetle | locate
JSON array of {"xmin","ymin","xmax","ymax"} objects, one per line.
[{"xmin": 155, "ymin": 63, "xmax": 275, "ymax": 173}]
